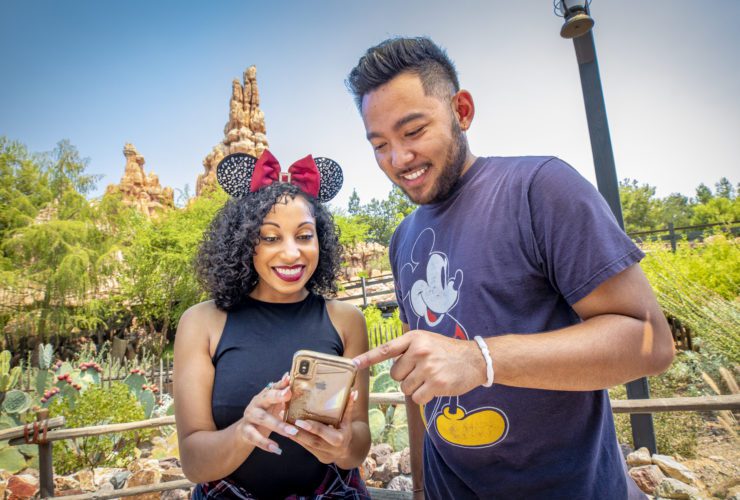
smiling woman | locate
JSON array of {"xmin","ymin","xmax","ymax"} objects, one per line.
[{"xmin": 172, "ymin": 154, "xmax": 371, "ymax": 498}]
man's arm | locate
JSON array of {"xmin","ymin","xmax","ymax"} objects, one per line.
[
  {"xmin": 488, "ymin": 263, "xmax": 674, "ymax": 390},
  {"xmin": 354, "ymin": 264, "xmax": 674, "ymax": 404}
]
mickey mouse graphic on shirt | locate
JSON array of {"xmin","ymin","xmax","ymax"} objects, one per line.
[{"xmin": 398, "ymin": 228, "xmax": 509, "ymax": 449}]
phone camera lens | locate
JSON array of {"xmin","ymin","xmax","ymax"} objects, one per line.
[{"xmin": 299, "ymin": 360, "xmax": 310, "ymax": 375}]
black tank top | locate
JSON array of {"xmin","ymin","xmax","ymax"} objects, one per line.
[{"xmin": 211, "ymin": 293, "xmax": 344, "ymax": 498}]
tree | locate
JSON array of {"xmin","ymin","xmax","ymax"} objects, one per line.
[
  {"xmin": 691, "ymin": 197, "xmax": 740, "ymax": 226},
  {"xmin": 695, "ymin": 183, "xmax": 713, "ymax": 205},
  {"xmin": 348, "ymin": 189, "xmax": 361, "ymax": 216},
  {"xmin": 120, "ymin": 189, "xmax": 227, "ymax": 348},
  {"xmin": 619, "ymin": 179, "xmax": 660, "ymax": 233},
  {"xmin": 43, "ymin": 140, "xmax": 101, "ymax": 197},
  {"xmin": 0, "ymin": 137, "xmax": 52, "ymax": 239},
  {"xmin": 356, "ymin": 187, "xmax": 416, "ymax": 245},
  {"xmin": 714, "ymin": 177, "xmax": 735, "ymax": 200},
  {"xmin": 656, "ymin": 193, "xmax": 692, "ymax": 228},
  {"xmin": 333, "ymin": 212, "xmax": 370, "ymax": 249},
  {"xmin": 0, "ymin": 138, "xmax": 124, "ymax": 345}
]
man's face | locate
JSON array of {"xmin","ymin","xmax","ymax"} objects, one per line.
[{"xmin": 361, "ymin": 72, "xmax": 469, "ymax": 205}]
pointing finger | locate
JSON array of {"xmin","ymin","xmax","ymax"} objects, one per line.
[{"xmin": 353, "ymin": 334, "xmax": 412, "ymax": 370}]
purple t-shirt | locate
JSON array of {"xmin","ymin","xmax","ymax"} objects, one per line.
[{"xmin": 389, "ymin": 156, "xmax": 646, "ymax": 499}]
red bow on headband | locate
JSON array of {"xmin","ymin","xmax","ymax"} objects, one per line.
[{"xmin": 249, "ymin": 150, "xmax": 320, "ymax": 198}]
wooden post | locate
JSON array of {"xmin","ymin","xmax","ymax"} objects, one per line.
[
  {"xmin": 361, "ymin": 277, "xmax": 367, "ymax": 308},
  {"xmin": 36, "ymin": 409, "xmax": 54, "ymax": 497},
  {"xmin": 668, "ymin": 222, "xmax": 677, "ymax": 253},
  {"xmin": 159, "ymin": 358, "xmax": 163, "ymax": 392}
]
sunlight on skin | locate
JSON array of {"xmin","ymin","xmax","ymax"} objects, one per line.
[{"xmin": 640, "ymin": 311, "xmax": 654, "ymax": 358}]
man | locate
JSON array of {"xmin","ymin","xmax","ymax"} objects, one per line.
[{"xmin": 347, "ymin": 37, "xmax": 674, "ymax": 499}]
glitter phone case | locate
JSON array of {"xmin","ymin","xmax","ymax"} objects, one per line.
[{"xmin": 284, "ymin": 350, "xmax": 357, "ymax": 427}]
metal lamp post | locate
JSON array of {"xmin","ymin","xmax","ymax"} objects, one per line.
[{"xmin": 554, "ymin": 0, "xmax": 658, "ymax": 453}]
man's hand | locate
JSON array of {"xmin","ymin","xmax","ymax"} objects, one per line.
[{"xmin": 353, "ymin": 330, "xmax": 487, "ymax": 405}]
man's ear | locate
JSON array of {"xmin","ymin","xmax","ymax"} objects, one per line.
[{"xmin": 452, "ymin": 90, "xmax": 475, "ymax": 131}]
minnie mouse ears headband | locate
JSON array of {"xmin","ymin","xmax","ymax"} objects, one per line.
[{"xmin": 216, "ymin": 150, "xmax": 343, "ymax": 203}]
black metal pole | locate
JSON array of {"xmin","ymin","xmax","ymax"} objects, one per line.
[{"xmin": 572, "ymin": 28, "xmax": 658, "ymax": 453}]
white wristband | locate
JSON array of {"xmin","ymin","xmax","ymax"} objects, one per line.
[{"xmin": 473, "ymin": 336, "xmax": 494, "ymax": 387}]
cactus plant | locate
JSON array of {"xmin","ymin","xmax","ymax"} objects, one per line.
[
  {"xmin": 0, "ymin": 445, "xmax": 27, "ymax": 473},
  {"xmin": 79, "ymin": 362, "xmax": 102, "ymax": 386},
  {"xmin": 372, "ymin": 371, "xmax": 399, "ymax": 394},
  {"xmin": 38, "ymin": 343, "xmax": 54, "ymax": 370},
  {"xmin": 369, "ymin": 408, "xmax": 387, "ymax": 442},
  {"xmin": 123, "ymin": 371, "xmax": 147, "ymax": 399},
  {"xmin": 388, "ymin": 424, "xmax": 409, "ymax": 451},
  {"xmin": 2, "ymin": 390, "xmax": 32, "ymax": 414},
  {"xmin": 139, "ymin": 389, "xmax": 156, "ymax": 418},
  {"xmin": 0, "ymin": 351, "xmax": 23, "ymax": 406},
  {"xmin": 35, "ymin": 368, "xmax": 53, "ymax": 397}
]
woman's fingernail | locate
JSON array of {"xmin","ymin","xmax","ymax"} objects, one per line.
[
  {"xmin": 280, "ymin": 387, "xmax": 289, "ymax": 396},
  {"xmin": 279, "ymin": 409, "xmax": 285, "ymax": 419},
  {"xmin": 284, "ymin": 425, "xmax": 299, "ymax": 436},
  {"xmin": 282, "ymin": 372, "xmax": 289, "ymax": 380},
  {"xmin": 295, "ymin": 419, "xmax": 310, "ymax": 431},
  {"xmin": 352, "ymin": 390, "xmax": 359, "ymax": 401},
  {"xmin": 268, "ymin": 444, "xmax": 282, "ymax": 455}
]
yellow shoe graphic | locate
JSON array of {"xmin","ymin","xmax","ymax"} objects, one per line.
[{"xmin": 434, "ymin": 405, "xmax": 508, "ymax": 448}]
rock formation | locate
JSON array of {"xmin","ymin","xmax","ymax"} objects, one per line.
[
  {"xmin": 105, "ymin": 144, "xmax": 174, "ymax": 217},
  {"xmin": 197, "ymin": 65, "xmax": 269, "ymax": 196}
]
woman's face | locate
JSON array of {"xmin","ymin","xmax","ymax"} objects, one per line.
[{"xmin": 250, "ymin": 195, "xmax": 319, "ymax": 303}]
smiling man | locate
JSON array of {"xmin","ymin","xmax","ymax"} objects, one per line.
[{"xmin": 347, "ymin": 37, "xmax": 674, "ymax": 499}]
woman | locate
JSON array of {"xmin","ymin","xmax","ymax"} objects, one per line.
[{"xmin": 174, "ymin": 151, "xmax": 370, "ymax": 499}]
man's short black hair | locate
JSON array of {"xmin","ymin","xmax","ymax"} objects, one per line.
[{"xmin": 346, "ymin": 36, "xmax": 460, "ymax": 110}]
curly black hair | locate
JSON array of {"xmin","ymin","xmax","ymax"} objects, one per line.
[{"xmin": 196, "ymin": 183, "xmax": 343, "ymax": 310}]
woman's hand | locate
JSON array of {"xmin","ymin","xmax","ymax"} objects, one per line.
[
  {"xmin": 287, "ymin": 390, "xmax": 358, "ymax": 464},
  {"xmin": 237, "ymin": 373, "xmax": 300, "ymax": 455}
]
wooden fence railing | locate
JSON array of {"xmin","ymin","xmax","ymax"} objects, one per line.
[
  {"xmin": 337, "ymin": 274, "xmax": 395, "ymax": 307},
  {"xmin": 628, "ymin": 221, "xmax": 739, "ymax": 252},
  {"xmin": 1, "ymin": 393, "xmax": 738, "ymax": 499}
]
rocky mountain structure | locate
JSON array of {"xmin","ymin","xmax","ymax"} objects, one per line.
[
  {"xmin": 105, "ymin": 144, "xmax": 174, "ymax": 217},
  {"xmin": 197, "ymin": 65, "xmax": 269, "ymax": 196}
]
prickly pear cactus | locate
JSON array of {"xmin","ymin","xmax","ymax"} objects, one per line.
[
  {"xmin": 35, "ymin": 369, "xmax": 53, "ymax": 396},
  {"xmin": 0, "ymin": 446, "xmax": 27, "ymax": 474},
  {"xmin": 0, "ymin": 350, "xmax": 22, "ymax": 393},
  {"xmin": 139, "ymin": 389, "xmax": 156, "ymax": 418},
  {"xmin": 1, "ymin": 389, "xmax": 31, "ymax": 415},
  {"xmin": 79, "ymin": 362, "xmax": 103, "ymax": 386},
  {"xmin": 38, "ymin": 343, "xmax": 54, "ymax": 370},
  {"xmin": 124, "ymin": 371, "xmax": 147, "ymax": 399},
  {"xmin": 372, "ymin": 371, "xmax": 399, "ymax": 393},
  {"xmin": 369, "ymin": 408, "xmax": 387, "ymax": 442},
  {"xmin": 391, "ymin": 404, "xmax": 407, "ymax": 426},
  {"xmin": 388, "ymin": 424, "xmax": 409, "ymax": 451}
]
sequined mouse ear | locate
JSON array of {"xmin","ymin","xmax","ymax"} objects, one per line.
[
  {"xmin": 216, "ymin": 153, "xmax": 258, "ymax": 197},
  {"xmin": 314, "ymin": 157, "xmax": 343, "ymax": 203}
]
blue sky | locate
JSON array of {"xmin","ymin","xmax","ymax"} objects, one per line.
[{"xmin": 1, "ymin": 1, "xmax": 739, "ymax": 210}]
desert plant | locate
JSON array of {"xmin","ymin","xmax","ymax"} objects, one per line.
[
  {"xmin": 0, "ymin": 350, "xmax": 22, "ymax": 405},
  {"xmin": 49, "ymin": 382, "xmax": 149, "ymax": 474}
]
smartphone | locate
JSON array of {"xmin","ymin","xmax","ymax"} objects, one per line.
[{"xmin": 284, "ymin": 350, "xmax": 357, "ymax": 427}]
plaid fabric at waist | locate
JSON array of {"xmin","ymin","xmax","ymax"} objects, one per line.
[{"xmin": 191, "ymin": 464, "xmax": 370, "ymax": 500}]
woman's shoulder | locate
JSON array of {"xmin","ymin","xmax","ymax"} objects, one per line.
[
  {"xmin": 177, "ymin": 300, "xmax": 227, "ymax": 341},
  {"xmin": 180, "ymin": 300, "xmax": 223, "ymax": 322},
  {"xmin": 325, "ymin": 298, "xmax": 364, "ymax": 324},
  {"xmin": 325, "ymin": 299, "xmax": 368, "ymax": 355}
]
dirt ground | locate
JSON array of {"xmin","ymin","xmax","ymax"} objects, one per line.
[{"xmin": 679, "ymin": 424, "xmax": 739, "ymax": 498}]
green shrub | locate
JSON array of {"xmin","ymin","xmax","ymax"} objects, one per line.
[
  {"xmin": 609, "ymin": 352, "xmax": 713, "ymax": 458},
  {"xmin": 640, "ymin": 237, "xmax": 740, "ymax": 362},
  {"xmin": 49, "ymin": 382, "xmax": 149, "ymax": 473}
]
